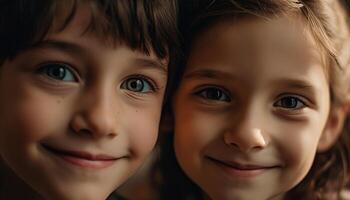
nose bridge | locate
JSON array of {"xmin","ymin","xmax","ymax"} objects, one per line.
[
  {"xmin": 224, "ymin": 100, "xmax": 268, "ymax": 152},
  {"xmin": 240, "ymin": 102, "xmax": 263, "ymax": 132},
  {"xmin": 71, "ymin": 82, "xmax": 117, "ymax": 138}
]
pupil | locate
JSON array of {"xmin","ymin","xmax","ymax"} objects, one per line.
[
  {"xmin": 282, "ymin": 98, "xmax": 296, "ymax": 108},
  {"xmin": 130, "ymin": 81, "xmax": 138, "ymax": 89},
  {"xmin": 52, "ymin": 67, "xmax": 65, "ymax": 79},
  {"xmin": 128, "ymin": 79, "xmax": 143, "ymax": 91},
  {"xmin": 207, "ymin": 89, "xmax": 221, "ymax": 99}
]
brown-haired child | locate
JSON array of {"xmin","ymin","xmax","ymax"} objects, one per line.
[
  {"xmin": 0, "ymin": 0, "xmax": 179, "ymax": 199},
  {"xmin": 155, "ymin": 0, "xmax": 350, "ymax": 199}
]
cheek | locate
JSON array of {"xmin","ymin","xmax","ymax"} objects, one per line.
[
  {"xmin": 0, "ymin": 83, "xmax": 66, "ymax": 147},
  {"xmin": 126, "ymin": 106, "xmax": 161, "ymax": 158},
  {"xmin": 276, "ymin": 120, "xmax": 326, "ymax": 176},
  {"xmin": 0, "ymin": 78, "xmax": 70, "ymax": 176},
  {"xmin": 173, "ymin": 103, "xmax": 224, "ymax": 160}
]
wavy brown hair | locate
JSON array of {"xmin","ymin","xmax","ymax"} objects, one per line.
[{"xmin": 154, "ymin": 0, "xmax": 350, "ymax": 199}]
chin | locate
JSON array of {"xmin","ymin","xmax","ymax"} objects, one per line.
[
  {"xmin": 63, "ymin": 192, "xmax": 107, "ymax": 200},
  {"xmin": 39, "ymin": 185, "xmax": 110, "ymax": 200},
  {"xmin": 208, "ymin": 190, "xmax": 268, "ymax": 200}
]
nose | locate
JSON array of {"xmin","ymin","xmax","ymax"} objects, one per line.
[
  {"xmin": 70, "ymin": 87, "xmax": 118, "ymax": 139},
  {"xmin": 224, "ymin": 110, "xmax": 268, "ymax": 152}
]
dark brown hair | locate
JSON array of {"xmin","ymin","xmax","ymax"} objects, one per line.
[
  {"xmin": 154, "ymin": 0, "xmax": 350, "ymax": 199},
  {"xmin": 0, "ymin": 0, "xmax": 179, "ymax": 62}
]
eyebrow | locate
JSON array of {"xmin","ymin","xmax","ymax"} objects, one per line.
[
  {"xmin": 30, "ymin": 39, "xmax": 84, "ymax": 55},
  {"xmin": 184, "ymin": 68, "xmax": 318, "ymax": 92},
  {"xmin": 183, "ymin": 68, "xmax": 235, "ymax": 80},
  {"xmin": 271, "ymin": 78, "xmax": 320, "ymax": 106},
  {"xmin": 29, "ymin": 39, "xmax": 167, "ymax": 73},
  {"xmin": 132, "ymin": 57, "xmax": 168, "ymax": 74},
  {"xmin": 271, "ymin": 78, "xmax": 317, "ymax": 92}
]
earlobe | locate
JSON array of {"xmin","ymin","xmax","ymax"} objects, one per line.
[{"xmin": 317, "ymin": 105, "xmax": 349, "ymax": 152}]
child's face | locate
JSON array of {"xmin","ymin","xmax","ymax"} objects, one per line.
[
  {"xmin": 173, "ymin": 16, "xmax": 334, "ymax": 200},
  {"xmin": 0, "ymin": 4, "xmax": 167, "ymax": 200}
]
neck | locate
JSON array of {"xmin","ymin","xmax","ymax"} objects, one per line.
[{"xmin": 0, "ymin": 160, "xmax": 43, "ymax": 200}]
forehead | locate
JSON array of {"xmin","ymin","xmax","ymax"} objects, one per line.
[
  {"xmin": 188, "ymin": 15, "xmax": 323, "ymax": 72},
  {"xmin": 185, "ymin": 15, "xmax": 329, "ymax": 92}
]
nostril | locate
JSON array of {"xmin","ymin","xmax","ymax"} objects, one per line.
[
  {"xmin": 72, "ymin": 127, "xmax": 117, "ymax": 139},
  {"xmin": 70, "ymin": 110, "xmax": 118, "ymax": 139},
  {"xmin": 223, "ymin": 128, "xmax": 268, "ymax": 152},
  {"xmin": 106, "ymin": 132, "xmax": 117, "ymax": 139},
  {"xmin": 252, "ymin": 145, "xmax": 266, "ymax": 151},
  {"xmin": 70, "ymin": 114, "xmax": 93, "ymax": 135},
  {"xmin": 228, "ymin": 142, "xmax": 240, "ymax": 149},
  {"xmin": 71, "ymin": 127, "xmax": 93, "ymax": 138},
  {"xmin": 78, "ymin": 128, "xmax": 91, "ymax": 135}
]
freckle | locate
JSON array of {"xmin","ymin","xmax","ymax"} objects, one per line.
[{"xmin": 57, "ymin": 97, "xmax": 64, "ymax": 104}]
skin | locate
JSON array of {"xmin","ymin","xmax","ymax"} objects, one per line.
[
  {"xmin": 173, "ymin": 15, "xmax": 341, "ymax": 200},
  {"xmin": 0, "ymin": 3, "xmax": 167, "ymax": 200}
]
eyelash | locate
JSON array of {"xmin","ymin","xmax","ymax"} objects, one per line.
[
  {"xmin": 120, "ymin": 75, "xmax": 158, "ymax": 93},
  {"xmin": 194, "ymin": 86, "xmax": 231, "ymax": 102},
  {"xmin": 37, "ymin": 62, "xmax": 79, "ymax": 82},
  {"xmin": 35, "ymin": 62, "xmax": 159, "ymax": 95},
  {"xmin": 273, "ymin": 95, "xmax": 308, "ymax": 110}
]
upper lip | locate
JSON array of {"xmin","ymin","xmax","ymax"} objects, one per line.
[
  {"xmin": 206, "ymin": 156, "xmax": 278, "ymax": 170},
  {"xmin": 42, "ymin": 144, "xmax": 118, "ymax": 161}
]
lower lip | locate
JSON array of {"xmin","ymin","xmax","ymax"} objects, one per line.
[
  {"xmin": 208, "ymin": 158, "xmax": 273, "ymax": 178},
  {"xmin": 43, "ymin": 146, "xmax": 116, "ymax": 170},
  {"xmin": 59, "ymin": 154, "xmax": 116, "ymax": 169}
]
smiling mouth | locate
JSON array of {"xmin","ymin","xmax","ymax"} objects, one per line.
[
  {"xmin": 206, "ymin": 156, "xmax": 279, "ymax": 178},
  {"xmin": 41, "ymin": 144, "xmax": 120, "ymax": 169}
]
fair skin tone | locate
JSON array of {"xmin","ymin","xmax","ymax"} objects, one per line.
[
  {"xmin": 173, "ymin": 15, "xmax": 343, "ymax": 200},
  {"xmin": 0, "ymin": 3, "xmax": 168, "ymax": 200}
]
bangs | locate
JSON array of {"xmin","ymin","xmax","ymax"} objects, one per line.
[
  {"xmin": 82, "ymin": 0, "xmax": 177, "ymax": 59},
  {"xmin": 0, "ymin": 0, "xmax": 178, "ymax": 61}
]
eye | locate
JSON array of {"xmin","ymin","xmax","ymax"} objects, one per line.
[
  {"xmin": 196, "ymin": 87, "xmax": 231, "ymax": 102},
  {"xmin": 38, "ymin": 63, "xmax": 77, "ymax": 82},
  {"xmin": 121, "ymin": 77, "xmax": 155, "ymax": 93},
  {"xmin": 274, "ymin": 96, "xmax": 306, "ymax": 109}
]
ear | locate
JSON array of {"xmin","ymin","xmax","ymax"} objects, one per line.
[{"xmin": 317, "ymin": 104, "xmax": 349, "ymax": 152}]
